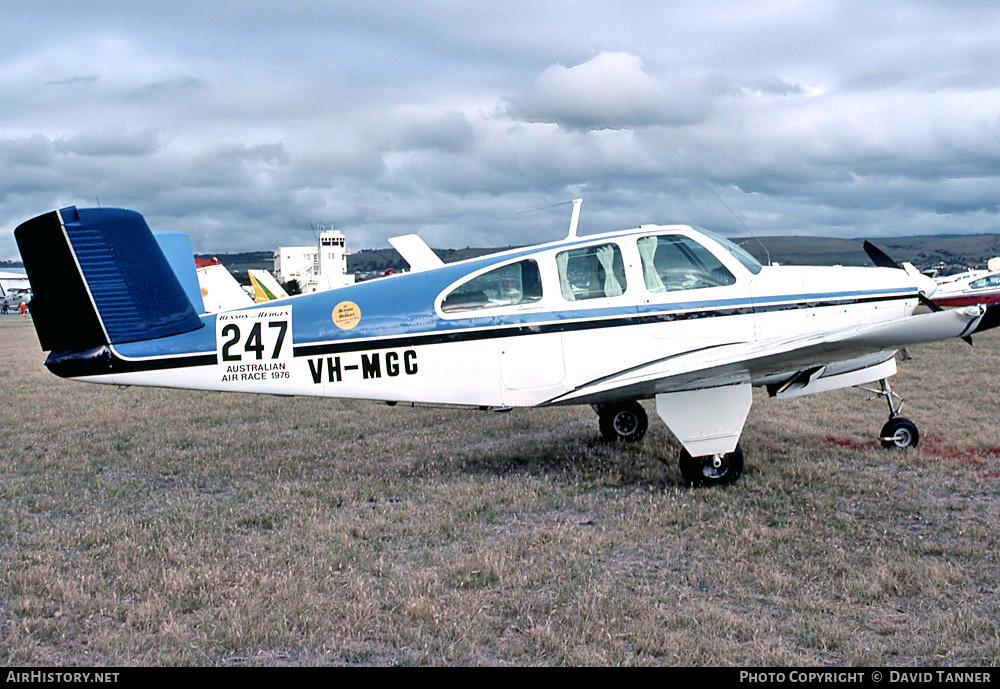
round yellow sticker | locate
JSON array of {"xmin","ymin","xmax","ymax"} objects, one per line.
[
  {"xmin": 201, "ymin": 287, "xmax": 209, "ymax": 298},
  {"xmin": 332, "ymin": 301, "xmax": 361, "ymax": 329}
]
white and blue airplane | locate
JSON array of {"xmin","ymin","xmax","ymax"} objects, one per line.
[{"xmin": 14, "ymin": 206, "xmax": 999, "ymax": 486}]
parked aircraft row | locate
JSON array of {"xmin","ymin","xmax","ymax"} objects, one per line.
[
  {"xmin": 194, "ymin": 256, "xmax": 289, "ymax": 312},
  {"xmin": 13, "ymin": 206, "xmax": 1000, "ymax": 486},
  {"xmin": 931, "ymin": 258, "xmax": 1000, "ymax": 308}
]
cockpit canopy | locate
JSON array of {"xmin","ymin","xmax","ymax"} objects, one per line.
[{"xmin": 438, "ymin": 226, "xmax": 762, "ymax": 316}]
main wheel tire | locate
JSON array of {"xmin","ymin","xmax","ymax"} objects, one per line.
[
  {"xmin": 598, "ymin": 401, "xmax": 648, "ymax": 442},
  {"xmin": 880, "ymin": 416, "xmax": 919, "ymax": 449},
  {"xmin": 679, "ymin": 444, "xmax": 744, "ymax": 487}
]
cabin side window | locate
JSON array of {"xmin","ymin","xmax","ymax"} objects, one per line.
[
  {"xmin": 970, "ymin": 275, "xmax": 1000, "ymax": 289},
  {"xmin": 637, "ymin": 235, "xmax": 737, "ymax": 293},
  {"xmin": 555, "ymin": 243, "xmax": 627, "ymax": 301},
  {"xmin": 440, "ymin": 259, "xmax": 543, "ymax": 313}
]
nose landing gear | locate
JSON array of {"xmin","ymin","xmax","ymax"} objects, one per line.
[
  {"xmin": 859, "ymin": 378, "xmax": 920, "ymax": 449},
  {"xmin": 880, "ymin": 416, "xmax": 920, "ymax": 449}
]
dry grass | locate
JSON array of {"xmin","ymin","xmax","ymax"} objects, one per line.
[{"xmin": 0, "ymin": 316, "xmax": 998, "ymax": 666}]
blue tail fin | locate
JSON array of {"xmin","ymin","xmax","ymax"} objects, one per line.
[
  {"xmin": 154, "ymin": 231, "xmax": 207, "ymax": 315},
  {"xmin": 14, "ymin": 206, "xmax": 203, "ymax": 351}
]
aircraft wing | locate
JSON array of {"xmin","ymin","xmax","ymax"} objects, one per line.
[{"xmin": 545, "ymin": 305, "xmax": 987, "ymax": 406}]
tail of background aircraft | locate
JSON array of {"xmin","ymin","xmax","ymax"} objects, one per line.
[
  {"xmin": 248, "ymin": 269, "xmax": 289, "ymax": 303},
  {"xmin": 14, "ymin": 206, "xmax": 203, "ymax": 352},
  {"xmin": 196, "ymin": 257, "xmax": 254, "ymax": 313}
]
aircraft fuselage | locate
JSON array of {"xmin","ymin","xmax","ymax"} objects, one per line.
[{"xmin": 47, "ymin": 225, "xmax": 920, "ymax": 409}]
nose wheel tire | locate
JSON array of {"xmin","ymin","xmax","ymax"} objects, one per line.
[
  {"xmin": 598, "ymin": 401, "xmax": 648, "ymax": 442},
  {"xmin": 679, "ymin": 444, "xmax": 744, "ymax": 487},
  {"xmin": 880, "ymin": 416, "xmax": 919, "ymax": 449}
]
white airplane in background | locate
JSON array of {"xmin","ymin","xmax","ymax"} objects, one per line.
[
  {"xmin": 195, "ymin": 256, "xmax": 255, "ymax": 313},
  {"xmin": 14, "ymin": 205, "xmax": 999, "ymax": 486},
  {"xmin": 1, "ymin": 287, "xmax": 31, "ymax": 310},
  {"xmin": 931, "ymin": 258, "xmax": 1000, "ymax": 308}
]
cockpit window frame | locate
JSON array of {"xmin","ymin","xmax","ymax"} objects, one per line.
[
  {"xmin": 554, "ymin": 241, "xmax": 629, "ymax": 303},
  {"xmin": 691, "ymin": 227, "xmax": 764, "ymax": 275},
  {"xmin": 970, "ymin": 274, "xmax": 1000, "ymax": 290},
  {"xmin": 637, "ymin": 233, "xmax": 738, "ymax": 294},
  {"xmin": 436, "ymin": 257, "xmax": 544, "ymax": 317}
]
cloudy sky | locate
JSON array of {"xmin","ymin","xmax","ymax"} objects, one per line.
[{"xmin": 3, "ymin": 1, "xmax": 1000, "ymax": 259}]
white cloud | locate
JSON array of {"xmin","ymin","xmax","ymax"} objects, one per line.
[{"xmin": 507, "ymin": 52, "xmax": 709, "ymax": 129}]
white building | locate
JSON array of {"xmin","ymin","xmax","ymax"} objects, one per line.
[
  {"xmin": 0, "ymin": 270, "xmax": 30, "ymax": 295},
  {"xmin": 273, "ymin": 228, "xmax": 356, "ymax": 293}
]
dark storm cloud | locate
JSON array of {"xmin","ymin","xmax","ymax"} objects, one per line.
[{"xmin": 397, "ymin": 111, "xmax": 475, "ymax": 154}]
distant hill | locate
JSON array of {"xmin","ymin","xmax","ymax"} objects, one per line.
[
  {"xmin": 198, "ymin": 233, "xmax": 1000, "ymax": 279},
  {"xmin": 348, "ymin": 246, "xmax": 519, "ymax": 274},
  {"xmin": 198, "ymin": 247, "xmax": 519, "ymax": 279},
  {"xmin": 193, "ymin": 251, "xmax": 273, "ymax": 285},
  {"xmin": 738, "ymin": 234, "xmax": 1000, "ymax": 269}
]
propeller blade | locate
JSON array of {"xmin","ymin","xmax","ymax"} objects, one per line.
[
  {"xmin": 863, "ymin": 240, "xmax": 901, "ymax": 269},
  {"xmin": 864, "ymin": 240, "xmax": 973, "ymax": 344},
  {"xmin": 918, "ymin": 293, "xmax": 943, "ymax": 312}
]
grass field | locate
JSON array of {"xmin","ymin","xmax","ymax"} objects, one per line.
[{"xmin": 1, "ymin": 317, "xmax": 998, "ymax": 666}]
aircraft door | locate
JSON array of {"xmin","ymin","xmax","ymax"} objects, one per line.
[
  {"xmin": 499, "ymin": 332, "xmax": 565, "ymax": 394},
  {"xmin": 553, "ymin": 240, "xmax": 639, "ymax": 401},
  {"xmin": 437, "ymin": 255, "xmax": 566, "ymax": 406},
  {"xmin": 498, "ymin": 259, "xmax": 564, "ymax": 403}
]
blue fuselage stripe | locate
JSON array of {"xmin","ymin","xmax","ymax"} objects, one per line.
[{"xmin": 292, "ymin": 288, "xmax": 915, "ymax": 356}]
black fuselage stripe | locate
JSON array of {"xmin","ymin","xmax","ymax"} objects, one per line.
[{"xmin": 51, "ymin": 292, "xmax": 916, "ymax": 377}]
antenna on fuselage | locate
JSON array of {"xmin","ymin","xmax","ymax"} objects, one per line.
[
  {"xmin": 516, "ymin": 198, "xmax": 584, "ymax": 239},
  {"xmin": 673, "ymin": 150, "xmax": 772, "ymax": 266},
  {"xmin": 567, "ymin": 198, "xmax": 582, "ymax": 238}
]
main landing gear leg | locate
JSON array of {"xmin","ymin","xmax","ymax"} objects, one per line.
[
  {"xmin": 679, "ymin": 445, "xmax": 744, "ymax": 487},
  {"xmin": 859, "ymin": 378, "xmax": 920, "ymax": 449},
  {"xmin": 595, "ymin": 401, "xmax": 649, "ymax": 442}
]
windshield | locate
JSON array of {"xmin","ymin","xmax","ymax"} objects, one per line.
[
  {"xmin": 638, "ymin": 235, "xmax": 736, "ymax": 292},
  {"xmin": 693, "ymin": 228, "xmax": 764, "ymax": 274}
]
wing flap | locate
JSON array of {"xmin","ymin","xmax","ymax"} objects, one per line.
[{"xmin": 769, "ymin": 357, "xmax": 896, "ymax": 399}]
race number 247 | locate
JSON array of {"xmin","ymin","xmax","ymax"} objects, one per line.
[{"xmin": 220, "ymin": 320, "xmax": 288, "ymax": 362}]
